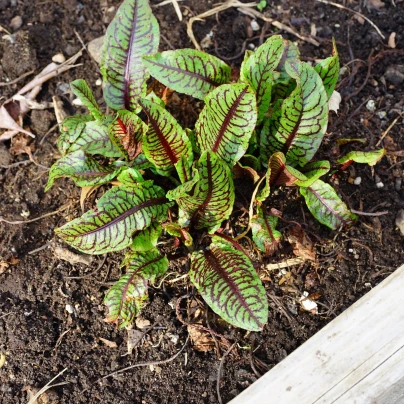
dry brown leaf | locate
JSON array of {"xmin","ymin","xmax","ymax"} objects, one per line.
[
  {"xmin": 388, "ymin": 32, "xmax": 397, "ymax": 49},
  {"xmin": 367, "ymin": 0, "xmax": 385, "ymax": 9},
  {"xmin": 353, "ymin": 14, "xmax": 365, "ymax": 24},
  {"xmin": 80, "ymin": 185, "xmax": 102, "ymax": 212},
  {"xmin": 287, "ymin": 226, "xmax": 316, "ymax": 261},
  {"xmin": 0, "ymin": 262, "xmax": 9, "ymax": 275},
  {"xmin": 99, "ymin": 337, "xmax": 118, "ymax": 348},
  {"xmin": 187, "ymin": 324, "xmax": 215, "ymax": 352},
  {"xmin": 127, "ymin": 329, "xmax": 144, "ymax": 355},
  {"xmin": 0, "ymin": 105, "xmax": 34, "ymax": 139},
  {"xmin": 10, "ymin": 134, "xmax": 34, "ymax": 156}
]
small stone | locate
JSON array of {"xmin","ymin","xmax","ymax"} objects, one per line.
[
  {"xmin": 366, "ymin": 100, "xmax": 376, "ymax": 112},
  {"xmin": 95, "ymin": 78, "xmax": 102, "ymax": 86},
  {"xmin": 376, "ymin": 182, "xmax": 384, "ymax": 189},
  {"xmin": 65, "ymin": 304, "xmax": 75, "ymax": 314},
  {"xmin": 52, "ymin": 53, "xmax": 66, "ymax": 64},
  {"xmin": 376, "ymin": 111, "xmax": 386, "ymax": 119},
  {"xmin": 20, "ymin": 210, "xmax": 30, "ymax": 218},
  {"xmin": 250, "ymin": 20, "xmax": 260, "ymax": 31},
  {"xmin": 73, "ymin": 98, "xmax": 84, "ymax": 106},
  {"xmin": 135, "ymin": 317, "xmax": 151, "ymax": 329},
  {"xmin": 10, "ymin": 15, "xmax": 22, "ymax": 31},
  {"xmin": 58, "ymin": 83, "xmax": 70, "ymax": 93},
  {"xmin": 88, "ymin": 36, "xmax": 105, "ymax": 64},
  {"xmin": 384, "ymin": 65, "xmax": 404, "ymax": 85},
  {"xmin": 395, "ymin": 178, "xmax": 402, "ymax": 191},
  {"xmin": 354, "ymin": 177, "xmax": 362, "ymax": 185},
  {"xmin": 65, "ymin": 43, "xmax": 80, "ymax": 56},
  {"xmin": 396, "ymin": 209, "xmax": 404, "ymax": 236}
]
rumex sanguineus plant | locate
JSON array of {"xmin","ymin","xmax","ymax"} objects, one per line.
[{"xmin": 47, "ymin": 0, "xmax": 386, "ymax": 331}]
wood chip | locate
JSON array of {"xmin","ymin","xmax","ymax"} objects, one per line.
[{"xmin": 99, "ymin": 337, "xmax": 118, "ymax": 348}]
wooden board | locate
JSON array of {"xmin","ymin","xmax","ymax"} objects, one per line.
[{"xmin": 230, "ymin": 264, "xmax": 404, "ymax": 404}]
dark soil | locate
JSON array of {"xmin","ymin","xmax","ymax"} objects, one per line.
[{"xmin": 1, "ymin": 0, "xmax": 403, "ymax": 403}]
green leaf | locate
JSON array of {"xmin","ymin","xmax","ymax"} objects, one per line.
[
  {"xmin": 55, "ymin": 181, "xmax": 172, "ymax": 254},
  {"xmin": 100, "ymin": 0, "xmax": 159, "ymax": 111},
  {"xmin": 104, "ymin": 248, "xmax": 168, "ymax": 328},
  {"xmin": 261, "ymin": 60, "xmax": 329, "ymax": 167},
  {"xmin": 117, "ymin": 167, "xmax": 144, "ymax": 186},
  {"xmin": 300, "ymin": 179, "xmax": 357, "ymax": 230},
  {"xmin": 257, "ymin": 152, "xmax": 307, "ymax": 202},
  {"xmin": 131, "ymin": 222, "xmax": 162, "ymax": 252},
  {"xmin": 167, "ymin": 151, "xmax": 235, "ymax": 233},
  {"xmin": 195, "ymin": 84, "xmax": 257, "ymax": 166},
  {"xmin": 45, "ymin": 150, "xmax": 121, "ymax": 191},
  {"xmin": 272, "ymin": 40, "xmax": 300, "ymax": 101},
  {"xmin": 314, "ymin": 38, "xmax": 340, "ymax": 99},
  {"xmin": 108, "ymin": 110, "xmax": 147, "ymax": 160},
  {"xmin": 70, "ymin": 79, "xmax": 103, "ymax": 120},
  {"xmin": 190, "ymin": 236, "xmax": 268, "ymax": 331},
  {"xmin": 240, "ymin": 35, "xmax": 284, "ymax": 124},
  {"xmin": 175, "ymin": 152, "xmax": 194, "ymax": 184},
  {"xmin": 139, "ymin": 99, "xmax": 192, "ymax": 175},
  {"xmin": 251, "ymin": 205, "xmax": 282, "ymax": 255},
  {"xmin": 58, "ymin": 115, "xmax": 93, "ymax": 155},
  {"xmin": 267, "ymin": 152, "xmax": 307, "ymax": 186},
  {"xmin": 65, "ymin": 118, "xmax": 124, "ymax": 158},
  {"xmin": 295, "ymin": 160, "xmax": 330, "ymax": 187},
  {"xmin": 143, "ymin": 49, "xmax": 231, "ymax": 100},
  {"xmin": 337, "ymin": 148, "xmax": 386, "ymax": 167},
  {"xmin": 163, "ymin": 222, "xmax": 193, "ymax": 247}
]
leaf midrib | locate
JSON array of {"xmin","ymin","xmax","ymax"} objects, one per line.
[
  {"xmin": 79, "ymin": 197, "xmax": 167, "ymax": 236},
  {"xmin": 212, "ymin": 87, "xmax": 248, "ymax": 153},
  {"xmin": 204, "ymin": 248, "xmax": 262, "ymax": 328},
  {"xmin": 147, "ymin": 60, "xmax": 218, "ymax": 87},
  {"xmin": 123, "ymin": 1, "xmax": 139, "ymax": 110}
]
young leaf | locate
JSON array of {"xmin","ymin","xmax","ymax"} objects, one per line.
[
  {"xmin": 104, "ymin": 248, "xmax": 168, "ymax": 328},
  {"xmin": 267, "ymin": 152, "xmax": 307, "ymax": 186},
  {"xmin": 55, "ymin": 181, "xmax": 172, "ymax": 254},
  {"xmin": 164, "ymin": 222, "xmax": 193, "ymax": 247},
  {"xmin": 251, "ymin": 205, "xmax": 282, "ymax": 255},
  {"xmin": 190, "ymin": 236, "xmax": 268, "ymax": 331},
  {"xmin": 70, "ymin": 79, "xmax": 103, "ymax": 120},
  {"xmin": 139, "ymin": 99, "xmax": 192, "ymax": 174},
  {"xmin": 337, "ymin": 148, "xmax": 386, "ymax": 167},
  {"xmin": 261, "ymin": 60, "xmax": 329, "ymax": 167},
  {"xmin": 295, "ymin": 160, "xmax": 330, "ymax": 187},
  {"xmin": 117, "ymin": 167, "xmax": 144, "ymax": 186},
  {"xmin": 131, "ymin": 222, "xmax": 162, "ymax": 252},
  {"xmin": 65, "ymin": 118, "xmax": 124, "ymax": 158},
  {"xmin": 100, "ymin": 0, "xmax": 159, "ymax": 111},
  {"xmin": 108, "ymin": 110, "xmax": 147, "ymax": 160},
  {"xmin": 143, "ymin": 49, "xmax": 231, "ymax": 100},
  {"xmin": 45, "ymin": 150, "xmax": 121, "ymax": 191},
  {"xmin": 195, "ymin": 84, "xmax": 257, "ymax": 166},
  {"xmin": 300, "ymin": 179, "xmax": 357, "ymax": 230},
  {"xmin": 167, "ymin": 151, "xmax": 235, "ymax": 233},
  {"xmin": 175, "ymin": 153, "xmax": 193, "ymax": 184},
  {"xmin": 240, "ymin": 35, "xmax": 284, "ymax": 124},
  {"xmin": 58, "ymin": 115, "xmax": 93, "ymax": 155},
  {"xmin": 314, "ymin": 38, "xmax": 340, "ymax": 99}
]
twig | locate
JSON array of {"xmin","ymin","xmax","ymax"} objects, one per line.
[
  {"xmin": 350, "ymin": 209, "xmax": 389, "ymax": 217},
  {"xmin": 0, "ymin": 202, "xmax": 73, "ymax": 225},
  {"xmin": 234, "ymin": 175, "xmax": 266, "ymax": 241},
  {"xmin": 176, "ymin": 294, "xmax": 229, "ymax": 341},
  {"xmin": 28, "ymin": 242, "xmax": 52, "ymax": 255},
  {"xmin": 83, "ymin": 336, "xmax": 189, "ymax": 392},
  {"xmin": 315, "ymin": 0, "xmax": 385, "ymax": 39},
  {"xmin": 53, "ymin": 329, "xmax": 71, "ymax": 350},
  {"xmin": 217, "ymin": 342, "xmax": 237, "ymax": 404},
  {"xmin": 0, "ymin": 160, "xmax": 31, "ymax": 169},
  {"xmin": 265, "ymin": 257, "xmax": 305, "ymax": 271},
  {"xmin": 66, "ymin": 255, "xmax": 107, "ymax": 280},
  {"xmin": 376, "ymin": 112, "xmax": 404, "ymax": 147},
  {"xmin": 27, "ymin": 368, "xmax": 69, "ymax": 404},
  {"xmin": 0, "ymin": 70, "xmax": 35, "ymax": 87},
  {"xmin": 186, "ymin": 0, "xmax": 257, "ymax": 50}
]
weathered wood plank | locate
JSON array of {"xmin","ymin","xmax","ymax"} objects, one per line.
[{"xmin": 230, "ymin": 264, "xmax": 404, "ymax": 404}]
